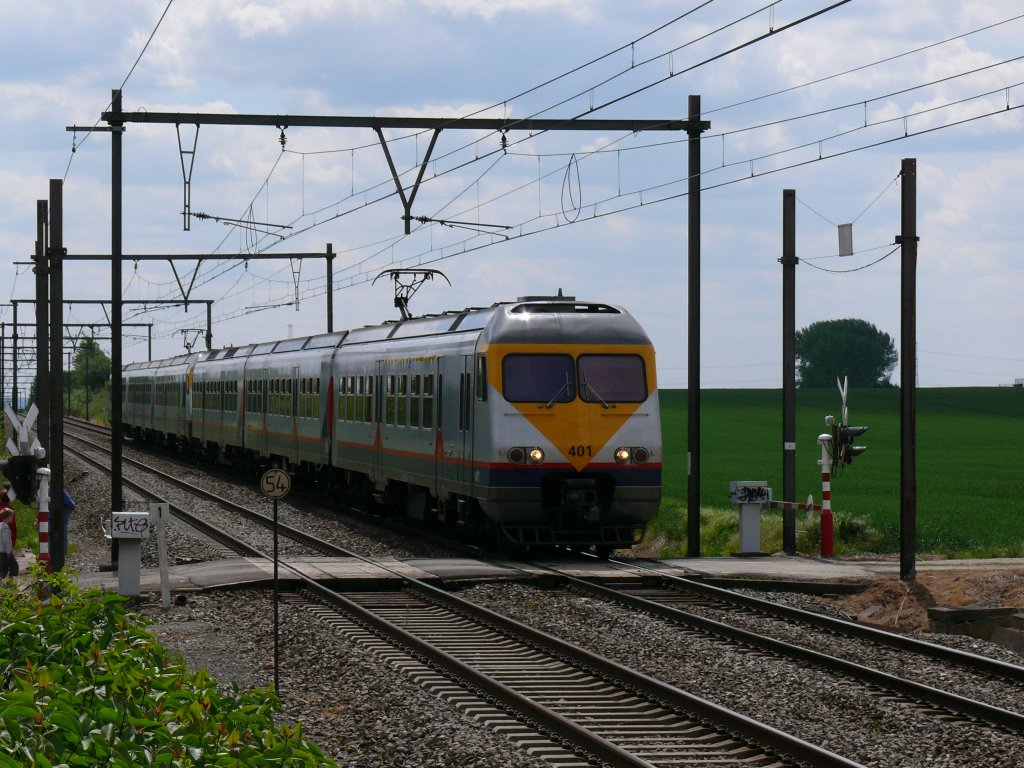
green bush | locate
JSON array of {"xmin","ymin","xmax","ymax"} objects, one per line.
[{"xmin": 0, "ymin": 565, "xmax": 337, "ymax": 767}]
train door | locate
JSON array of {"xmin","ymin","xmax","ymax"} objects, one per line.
[
  {"xmin": 290, "ymin": 366, "xmax": 299, "ymax": 466},
  {"xmin": 458, "ymin": 354, "xmax": 474, "ymax": 486},
  {"xmin": 438, "ymin": 355, "xmax": 473, "ymax": 492},
  {"xmin": 185, "ymin": 369, "xmax": 194, "ymax": 441},
  {"xmin": 320, "ymin": 357, "xmax": 334, "ymax": 466},
  {"xmin": 178, "ymin": 374, "xmax": 186, "ymax": 438},
  {"xmin": 259, "ymin": 373, "xmax": 269, "ymax": 459},
  {"xmin": 373, "ymin": 360, "xmax": 386, "ymax": 486}
]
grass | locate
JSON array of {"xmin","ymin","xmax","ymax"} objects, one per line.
[
  {"xmin": 651, "ymin": 387, "xmax": 1024, "ymax": 558},
  {"xmin": 9, "ymin": 387, "xmax": 1023, "ymax": 558}
]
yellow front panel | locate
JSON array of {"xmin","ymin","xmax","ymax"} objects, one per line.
[{"xmin": 483, "ymin": 343, "xmax": 656, "ymax": 471}]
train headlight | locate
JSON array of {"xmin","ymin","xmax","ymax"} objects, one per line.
[
  {"xmin": 528, "ymin": 448, "xmax": 545, "ymax": 464},
  {"xmin": 507, "ymin": 447, "xmax": 526, "ymax": 464},
  {"xmin": 614, "ymin": 446, "xmax": 650, "ymax": 464}
]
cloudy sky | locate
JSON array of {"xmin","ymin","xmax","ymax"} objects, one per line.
[{"xmin": 2, "ymin": 0, "xmax": 1022, "ymax": 389}]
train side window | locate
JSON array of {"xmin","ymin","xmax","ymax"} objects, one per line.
[
  {"xmin": 397, "ymin": 375, "xmax": 408, "ymax": 426},
  {"xmin": 422, "ymin": 374, "xmax": 434, "ymax": 429},
  {"xmin": 458, "ymin": 372, "xmax": 468, "ymax": 431},
  {"xmin": 476, "ymin": 355, "xmax": 487, "ymax": 401},
  {"xmin": 363, "ymin": 376, "xmax": 372, "ymax": 422},
  {"xmin": 385, "ymin": 375, "xmax": 396, "ymax": 425},
  {"xmin": 410, "ymin": 375, "xmax": 420, "ymax": 428}
]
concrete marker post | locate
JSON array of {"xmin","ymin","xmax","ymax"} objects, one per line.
[
  {"xmin": 818, "ymin": 433, "xmax": 834, "ymax": 557},
  {"xmin": 36, "ymin": 466, "xmax": 51, "ymax": 573}
]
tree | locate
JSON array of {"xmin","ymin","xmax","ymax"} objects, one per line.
[
  {"xmin": 795, "ymin": 318, "xmax": 897, "ymax": 388},
  {"xmin": 69, "ymin": 338, "xmax": 111, "ymax": 393}
]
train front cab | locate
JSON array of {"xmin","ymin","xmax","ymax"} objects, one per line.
[{"xmin": 474, "ymin": 307, "xmax": 662, "ymax": 552}]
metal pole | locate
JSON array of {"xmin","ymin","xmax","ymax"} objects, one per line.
[
  {"xmin": 273, "ymin": 496, "xmax": 280, "ymax": 694},
  {"xmin": 85, "ymin": 333, "xmax": 91, "ymax": 420},
  {"xmin": 899, "ymin": 158, "xmax": 918, "ymax": 582},
  {"xmin": 111, "ymin": 88, "xmax": 123, "ymax": 567},
  {"xmin": 49, "ymin": 178, "xmax": 66, "ymax": 572},
  {"xmin": 326, "ymin": 243, "xmax": 334, "ymax": 333},
  {"xmin": 35, "ymin": 200, "xmax": 50, "ymax": 456},
  {"xmin": 66, "ymin": 352, "xmax": 72, "ymax": 411},
  {"xmin": 148, "ymin": 323, "xmax": 152, "ymax": 362},
  {"xmin": 11, "ymin": 302, "xmax": 17, "ymax": 410},
  {"xmin": 0, "ymin": 323, "xmax": 5, "ymax": 409},
  {"xmin": 781, "ymin": 189, "xmax": 798, "ymax": 554},
  {"xmin": 205, "ymin": 301, "xmax": 212, "ymax": 351},
  {"xmin": 686, "ymin": 94, "xmax": 703, "ymax": 557}
]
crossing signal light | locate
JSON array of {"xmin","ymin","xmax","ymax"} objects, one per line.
[
  {"xmin": 839, "ymin": 425, "xmax": 868, "ymax": 465},
  {"xmin": 0, "ymin": 454, "xmax": 40, "ymax": 501}
]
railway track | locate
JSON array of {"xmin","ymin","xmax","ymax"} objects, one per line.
[
  {"xmin": 541, "ymin": 569, "xmax": 1024, "ymax": 734},
  {"xmin": 62, "ymin": 416, "xmax": 1024, "ymax": 762},
  {"xmin": 283, "ymin": 579, "xmax": 865, "ymax": 768},
  {"xmin": 63, "ymin": 430, "xmax": 337, "ymax": 559},
  {"xmin": 62, "ymin": 420, "xmax": 862, "ymax": 766}
]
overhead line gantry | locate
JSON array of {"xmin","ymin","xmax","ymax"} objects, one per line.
[{"xmin": 72, "ymin": 89, "xmax": 711, "ymax": 568}]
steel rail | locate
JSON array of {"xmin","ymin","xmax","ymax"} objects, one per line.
[
  {"xmin": 557, "ymin": 575, "xmax": 1024, "ymax": 734},
  {"xmin": 397, "ymin": 578, "xmax": 864, "ymax": 768},
  {"xmin": 63, "ymin": 441, "xmax": 263, "ymax": 559},
  {"xmin": 614, "ymin": 556, "xmax": 1024, "ymax": 683},
  {"xmin": 63, "ymin": 429, "xmax": 340, "ymax": 557}
]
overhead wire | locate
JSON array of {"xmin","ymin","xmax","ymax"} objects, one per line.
[
  {"xmin": 63, "ymin": 0, "xmax": 175, "ymax": 182},
  {"xmin": 135, "ymin": 4, "xmax": 1019, "ymax": 339},
  {"xmin": 154, "ymin": 89, "xmax": 1023, "ymax": 334}
]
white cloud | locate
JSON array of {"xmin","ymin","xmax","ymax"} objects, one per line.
[{"xmin": 420, "ymin": 0, "xmax": 593, "ymax": 22}]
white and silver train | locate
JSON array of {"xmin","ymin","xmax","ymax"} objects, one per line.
[{"xmin": 123, "ymin": 294, "xmax": 662, "ymax": 553}]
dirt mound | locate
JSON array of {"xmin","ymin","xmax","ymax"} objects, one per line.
[{"xmin": 824, "ymin": 569, "xmax": 1024, "ymax": 633}]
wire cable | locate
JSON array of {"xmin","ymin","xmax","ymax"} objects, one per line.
[{"xmin": 63, "ymin": 0, "xmax": 175, "ymax": 182}]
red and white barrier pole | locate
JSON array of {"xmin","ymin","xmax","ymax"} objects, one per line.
[
  {"xmin": 817, "ymin": 433, "xmax": 834, "ymax": 558},
  {"xmin": 36, "ymin": 467, "xmax": 52, "ymax": 572}
]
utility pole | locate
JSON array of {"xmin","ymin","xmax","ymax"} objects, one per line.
[
  {"xmin": 781, "ymin": 189, "xmax": 798, "ymax": 554},
  {"xmin": 111, "ymin": 88, "xmax": 123, "ymax": 567},
  {"xmin": 35, "ymin": 200, "xmax": 50, "ymax": 456},
  {"xmin": 899, "ymin": 158, "xmax": 918, "ymax": 581},
  {"xmin": 49, "ymin": 178, "xmax": 66, "ymax": 572},
  {"xmin": 326, "ymin": 242, "xmax": 334, "ymax": 333},
  {"xmin": 686, "ymin": 95, "xmax": 710, "ymax": 557},
  {"xmin": 11, "ymin": 302, "xmax": 17, "ymax": 410}
]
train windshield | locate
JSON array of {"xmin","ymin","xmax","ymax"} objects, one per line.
[
  {"xmin": 578, "ymin": 354, "xmax": 647, "ymax": 403},
  {"xmin": 502, "ymin": 354, "xmax": 575, "ymax": 403}
]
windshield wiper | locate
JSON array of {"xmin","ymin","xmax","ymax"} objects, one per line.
[
  {"xmin": 544, "ymin": 373, "xmax": 571, "ymax": 408},
  {"xmin": 582, "ymin": 376, "xmax": 609, "ymax": 409}
]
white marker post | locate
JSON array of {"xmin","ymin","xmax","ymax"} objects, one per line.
[
  {"xmin": 111, "ymin": 511, "xmax": 151, "ymax": 596},
  {"xmin": 149, "ymin": 503, "xmax": 171, "ymax": 609},
  {"xmin": 260, "ymin": 468, "xmax": 291, "ymax": 694}
]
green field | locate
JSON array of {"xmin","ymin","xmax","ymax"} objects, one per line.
[{"xmin": 655, "ymin": 388, "xmax": 1024, "ymax": 557}]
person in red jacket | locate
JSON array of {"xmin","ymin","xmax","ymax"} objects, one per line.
[
  {"xmin": 0, "ymin": 508, "xmax": 14, "ymax": 579},
  {"xmin": 0, "ymin": 498, "xmax": 16, "ymax": 577}
]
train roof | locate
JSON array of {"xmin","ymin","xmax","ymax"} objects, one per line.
[
  {"xmin": 480, "ymin": 296, "xmax": 650, "ymax": 346},
  {"xmin": 124, "ymin": 294, "xmax": 647, "ymax": 369}
]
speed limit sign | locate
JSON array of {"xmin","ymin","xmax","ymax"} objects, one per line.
[{"xmin": 261, "ymin": 468, "xmax": 291, "ymax": 499}]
